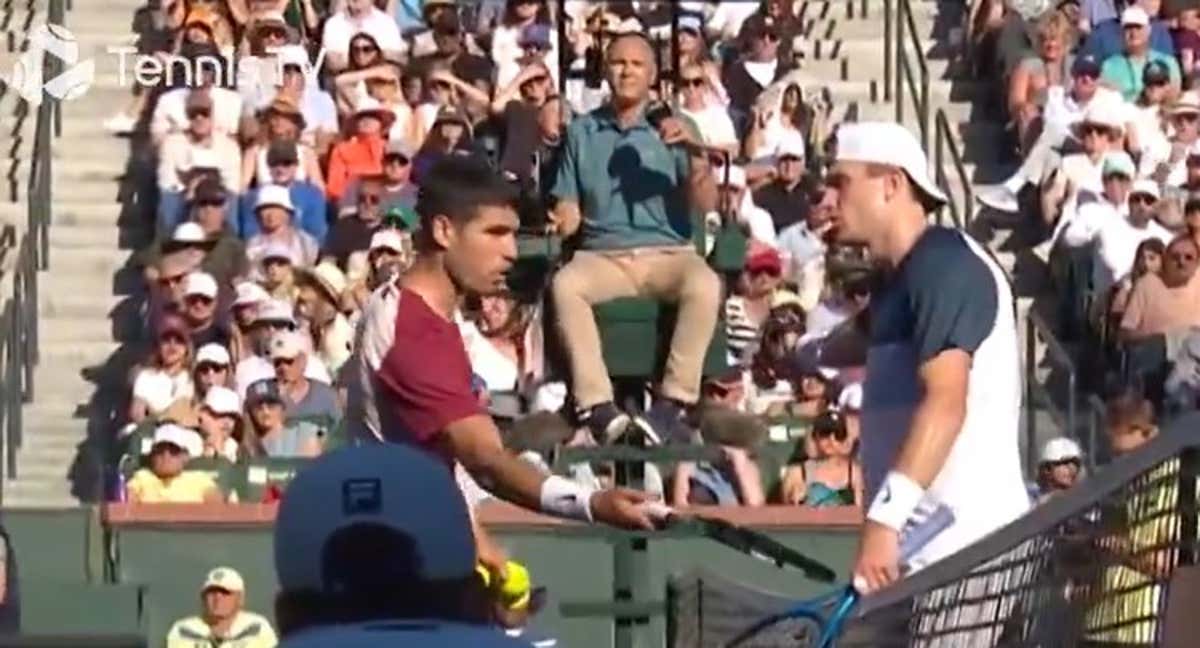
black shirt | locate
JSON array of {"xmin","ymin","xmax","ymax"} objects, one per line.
[
  {"xmin": 753, "ymin": 178, "xmax": 813, "ymax": 232},
  {"xmin": 322, "ymin": 217, "xmax": 382, "ymax": 269},
  {"xmin": 191, "ymin": 321, "xmax": 232, "ymax": 350},
  {"xmin": 723, "ymin": 58, "xmax": 791, "ymax": 116},
  {"xmin": 413, "ymin": 52, "xmax": 495, "ymax": 88}
]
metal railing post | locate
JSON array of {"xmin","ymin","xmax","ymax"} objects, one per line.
[
  {"xmin": 884, "ymin": 0, "xmax": 893, "ymax": 103},
  {"xmin": 1025, "ymin": 316, "xmax": 1037, "ymax": 476}
]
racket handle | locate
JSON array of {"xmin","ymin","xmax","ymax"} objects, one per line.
[{"xmin": 899, "ymin": 505, "xmax": 955, "ymax": 562}]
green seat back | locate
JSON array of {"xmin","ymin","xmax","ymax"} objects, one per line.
[
  {"xmin": 239, "ymin": 457, "xmax": 313, "ymax": 502},
  {"xmin": 183, "ymin": 457, "xmax": 239, "ymax": 499}
]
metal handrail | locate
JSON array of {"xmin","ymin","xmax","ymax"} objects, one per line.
[
  {"xmin": 1024, "ymin": 309, "xmax": 1087, "ymax": 475},
  {"xmin": 933, "ymin": 108, "xmax": 974, "ymax": 230},
  {"xmin": 893, "ymin": 0, "xmax": 930, "ymax": 151}
]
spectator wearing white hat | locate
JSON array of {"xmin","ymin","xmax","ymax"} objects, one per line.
[
  {"xmin": 1041, "ymin": 97, "xmax": 1127, "ymax": 233},
  {"xmin": 269, "ymin": 331, "xmax": 342, "ymax": 424},
  {"xmin": 716, "ymin": 165, "xmax": 776, "ymax": 247},
  {"xmin": 828, "ymin": 122, "xmax": 1029, "ymax": 593},
  {"xmin": 235, "ymin": 300, "xmax": 332, "ymax": 397},
  {"xmin": 1156, "ymin": 136, "xmax": 1200, "ymax": 228},
  {"xmin": 1100, "ymin": 6, "xmax": 1181, "ymax": 101},
  {"xmin": 166, "ymin": 567, "xmax": 277, "ymax": 648},
  {"xmin": 258, "ymin": 243, "xmax": 299, "ymax": 305},
  {"xmin": 244, "ymin": 185, "xmax": 319, "ymax": 275},
  {"xmin": 240, "ymin": 139, "xmax": 329, "ymax": 245},
  {"xmin": 345, "ymin": 228, "xmax": 412, "ymax": 312},
  {"xmin": 296, "ymin": 262, "xmax": 355, "ymax": 375},
  {"xmin": 196, "ymin": 386, "xmax": 242, "ymax": 463},
  {"xmin": 181, "ymin": 272, "xmax": 232, "ymax": 349},
  {"xmin": 1081, "ymin": 0, "xmax": 1175, "ymax": 63},
  {"xmin": 1033, "ymin": 437, "xmax": 1083, "ymax": 503},
  {"xmin": 126, "ymin": 424, "xmax": 220, "ymax": 503},
  {"xmin": 753, "ymin": 131, "xmax": 813, "ymax": 233},
  {"xmin": 268, "ymin": 45, "xmax": 339, "ymax": 153},
  {"xmin": 1062, "ymin": 178, "xmax": 1172, "ymax": 297},
  {"xmin": 229, "ymin": 282, "xmax": 271, "ymax": 363}
]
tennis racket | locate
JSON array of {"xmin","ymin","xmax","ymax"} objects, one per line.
[
  {"xmin": 663, "ymin": 512, "xmax": 838, "ymax": 583},
  {"xmin": 722, "ymin": 505, "xmax": 956, "ymax": 648}
]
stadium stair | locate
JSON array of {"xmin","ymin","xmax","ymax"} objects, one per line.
[
  {"xmin": 4, "ymin": 0, "xmax": 146, "ymax": 506},
  {"xmin": 804, "ymin": 0, "xmax": 1064, "ymax": 462}
]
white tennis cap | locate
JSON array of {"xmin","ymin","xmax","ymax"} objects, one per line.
[
  {"xmin": 233, "ymin": 281, "xmax": 270, "ymax": 307},
  {"xmin": 152, "ymin": 423, "xmax": 203, "ymax": 457},
  {"xmin": 195, "ymin": 343, "xmax": 231, "ymax": 366},
  {"xmin": 182, "ymin": 271, "xmax": 218, "ymax": 299},
  {"xmin": 1131, "ymin": 179, "xmax": 1161, "ymax": 200},
  {"xmin": 834, "ymin": 122, "xmax": 947, "ymax": 206},
  {"xmin": 256, "ymin": 184, "xmax": 295, "ymax": 213},
  {"xmin": 203, "ymin": 386, "xmax": 241, "ymax": 416},
  {"xmin": 1040, "ymin": 437, "xmax": 1083, "ymax": 464},
  {"xmin": 172, "ymin": 222, "xmax": 206, "ymax": 243}
]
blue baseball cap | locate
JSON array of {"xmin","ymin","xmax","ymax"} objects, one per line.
[
  {"xmin": 518, "ymin": 23, "xmax": 552, "ymax": 48},
  {"xmin": 1072, "ymin": 54, "xmax": 1101, "ymax": 77},
  {"xmin": 274, "ymin": 445, "xmax": 475, "ymax": 592}
]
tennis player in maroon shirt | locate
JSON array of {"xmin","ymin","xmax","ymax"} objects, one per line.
[{"xmin": 350, "ymin": 155, "xmax": 660, "ymax": 554}]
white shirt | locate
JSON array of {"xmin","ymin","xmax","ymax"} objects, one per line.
[
  {"xmin": 321, "ymin": 8, "xmax": 406, "ymax": 59},
  {"xmin": 156, "ymin": 133, "xmax": 242, "ymax": 193},
  {"xmin": 1061, "ymin": 199, "xmax": 1173, "ymax": 295},
  {"xmin": 708, "ymin": 2, "xmax": 759, "ymax": 40},
  {"xmin": 743, "ymin": 59, "xmax": 779, "ymax": 89},
  {"xmin": 132, "ymin": 368, "xmax": 194, "ymax": 417},
  {"xmin": 150, "ymin": 87, "xmax": 242, "ymax": 143},
  {"xmin": 680, "ymin": 104, "xmax": 738, "ymax": 150}
]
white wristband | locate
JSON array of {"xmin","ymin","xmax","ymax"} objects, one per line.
[
  {"xmin": 866, "ymin": 471, "xmax": 925, "ymax": 533},
  {"xmin": 539, "ymin": 475, "xmax": 596, "ymax": 522}
]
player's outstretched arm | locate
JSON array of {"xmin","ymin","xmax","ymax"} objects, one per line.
[{"xmin": 441, "ymin": 414, "xmax": 658, "ymax": 531}]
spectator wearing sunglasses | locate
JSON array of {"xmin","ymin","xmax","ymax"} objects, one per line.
[
  {"xmin": 235, "ymin": 300, "xmax": 332, "ymax": 397},
  {"xmin": 180, "ymin": 272, "xmax": 232, "ymax": 350},
  {"xmin": 244, "ymin": 185, "xmax": 320, "ymax": 275},
  {"xmin": 240, "ymin": 140, "xmax": 328, "ymax": 243},
  {"xmin": 323, "ymin": 174, "xmax": 389, "ymax": 269},
  {"xmin": 126, "ymin": 424, "xmax": 221, "ymax": 503},
  {"xmin": 1061, "ymin": 178, "xmax": 1171, "ymax": 299},
  {"xmin": 326, "ymin": 95, "xmax": 395, "ymax": 203},
  {"xmin": 269, "ymin": 331, "xmax": 342, "ymax": 423},
  {"xmin": 158, "ymin": 90, "xmax": 243, "ymax": 233},
  {"xmin": 492, "ymin": 0, "xmax": 557, "ymax": 90},
  {"xmin": 1098, "ymin": 6, "xmax": 1180, "ymax": 102},
  {"xmin": 491, "ymin": 61, "xmax": 556, "ymax": 181},
  {"xmin": 779, "ymin": 407, "xmax": 863, "ymax": 507},
  {"xmin": 162, "ymin": 343, "xmax": 235, "ymax": 430},
  {"xmin": 724, "ymin": 14, "xmax": 794, "ymax": 128},
  {"xmin": 726, "ymin": 245, "xmax": 786, "ymax": 365},
  {"xmin": 146, "ymin": 43, "xmax": 243, "ymax": 146},
  {"xmin": 140, "ymin": 186, "xmax": 244, "ymax": 289},
  {"xmin": 339, "ymin": 135, "xmax": 419, "ymax": 217},
  {"xmin": 322, "ymin": 0, "xmax": 406, "ymax": 74},
  {"xmin": 677, "ymin": 63, "xmax": 739, "ymax": 156},
  {"xmin": 130, "ymin": 317, "xmax": 197, "ymax": 425},
  {"xmin": 1121, "ymin": 236, "xmax": 1200, "ymax": 339},
  {"xmin": 670, "ymin": 405, "xmax": 766, "ymax": 507},
  {"xmin": 1033, "ymin": 437, "xmax": 1083, "ymax": 503}
]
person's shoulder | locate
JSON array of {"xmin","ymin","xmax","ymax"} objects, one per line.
[
  {"xmin": 278, "ymin": 621, "xmax": 530, "ymax": 647},
  {"xmin": 127, "ymin": 468, "xmax": 159, "ymax": 487},
  {"xmin": 230, "ymin": 610, "xmax": 275, "ymax": 635},
  {"xmin": 167, "ymin": 614, "xmax": 210, "ymax": 639},
  {"xmin": 178, "ymin": 470, "xmax": 218, "ymax": 488},
  {"xmin": 904, "ymin": 228, "xmax": 995, "ymax": 288}
]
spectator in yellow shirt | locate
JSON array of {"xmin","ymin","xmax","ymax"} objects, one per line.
[
  {"xmin": 167, "ymin": 567, "xmax": 277, "ymax": 648},
  {"xmin": 126, "ymin": 424, "xmax": 222, "ymax": 503}
]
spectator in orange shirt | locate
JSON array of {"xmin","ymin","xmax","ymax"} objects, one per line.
[{"xmin": 326, "ymin": 96, "xmax": 394, "ymax": 202}]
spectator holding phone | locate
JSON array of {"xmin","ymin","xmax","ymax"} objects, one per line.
[{"xmin": 549, "ymin": 32, "xmax": 720, "ymax": 445}]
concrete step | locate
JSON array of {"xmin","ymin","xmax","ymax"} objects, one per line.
[
  {"xmin": 50, "ymin": 202, "xmax": 125, "ymax": 226},
  {"xmin": 38, "ymin": 286, "xmax": 126, "ymax": 319},
  {"xmin": 40, "ymin": 314, "xmax": 130, "ymax": 344},
  {"xmin": 2, "ymin": 479, "xmax": 79, "ymax": 508},
  {"xmin": 39, "ymin": 340, "xmax": 123, "ymax": 368},
  {"xmin": 48, "ymin": 224, "xmax": 123, "ymax": 250},
  {"xmin": 40, "ymin": 246, "xmax": 133, "ymax": 277},
  {"xmin": 31, "ymin": 368, "xmax": 101, "ymax": 408},
  {"xmin": 797, "ymin": 54, "xmax": 954, "ymax": 84}
]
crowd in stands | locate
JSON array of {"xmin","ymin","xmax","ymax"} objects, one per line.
[
  {"xmin": 972, "ymin": 0, "xmax": 1200, "ymax": 443},
  {"xmin": 108, "ymin": 0, "xmax": 880, "ymax": 511}
]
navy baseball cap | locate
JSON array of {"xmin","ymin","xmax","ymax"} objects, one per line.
[
  {"xmin": 1145, "ymin": 59, "xmax": 1171, "ymax": 85},
  {"xmin": 274, "ymin": 445, "xmax": 475, "ymax": 593},
  {"xmin": 1072, "ymin": 55, "xmax": 1101, "ymax": 77}
]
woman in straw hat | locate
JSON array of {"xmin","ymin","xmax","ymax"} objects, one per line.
[
  {"xmin": 1041, "ymin": 93, "xmax": 1127, "ymax": 229},
  {"xmin": 240, "ymin": 95, "xmax": 325, "ymax": 192},
  {"xmin": 295, "ymin": 262, "xmax": 355, "ymax": 375}
]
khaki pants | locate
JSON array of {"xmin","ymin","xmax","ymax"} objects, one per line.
[{"xmin": 550, "ymin": 247, "xmax": 721, "ymax": 410}]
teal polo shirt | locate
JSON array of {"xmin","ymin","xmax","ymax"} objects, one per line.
[
  {"xmin": 1100, "ymin": 50, "xmax": 1181, "ymax": 101},
  {"xmin": 551, "ymin": 106, "xmax": 694, "ymax": 251}
]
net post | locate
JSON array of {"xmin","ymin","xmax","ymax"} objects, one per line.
[{"xmin": 1180, "ymin": 447, "xmax": 1198, "ymax": 566}]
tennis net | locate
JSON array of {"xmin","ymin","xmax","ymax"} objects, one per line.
[{"xmin": 667, "ymin": 415, "xmax": 1200, "ymax": 647}]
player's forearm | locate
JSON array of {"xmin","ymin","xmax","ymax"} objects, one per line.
[
  {"xmin": 458, "ymin": 444, "xmax": 548, "ymax": 512},
  {"xmin": 891, "ymin": 388, "xmax": 967, "ymax": 488},
  {"xmin": 687, "ymin": 155, "xmax": 718, "ymax": 214}
]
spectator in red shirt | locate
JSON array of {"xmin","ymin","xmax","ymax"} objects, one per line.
[
  {"xmin": 349, "ymin": 155, "xmax": 658, "ymax": 537},
  {"xmin": 326, "ymin": 96, "xmax": 393, "ymax": 202}
]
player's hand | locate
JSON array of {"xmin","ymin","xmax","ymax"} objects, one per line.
[
  {"xmin": 851, "ymin": 520, "xmax": 901, "ymax": 595},
  {"xmin": 590, "ymin": 488, "xmax": 658, "ymax": 531},
  {"xmin": 476, "ymin": 533, "xmax": 509, "ymax": 583}
]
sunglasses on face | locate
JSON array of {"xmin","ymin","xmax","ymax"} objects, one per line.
[
  {"xmin": 187, "ymin": 109, "xmax": 211, "ymax": 119},
  {"xmin": 760, "ymin": 32, "xmax": 779, "ymax": 41},
  {"xmin": 814, "ymin": 426, "xmax": 848, "ymax": 442},
  {"xmin": 749, "ymin": 267, "xmax": 780, "ymax": 278},
  {"xmin": 197, "ymin": 199, "xmax": 224, "ymax": 208},
  {"xmin": 264, "ymin": 257, "xmax": 292, "ymax": 268},
  {"xmin": 1178, "ymin": 113, "xmax": 1200, "ymax": 123},
  {"xmin": 154, "ymin": 443, "xmax": 187, "ymax": 456},
  {"xmin": 159, "ymin": 275, "xmax": 184, "ymax": 288},
  {"xmin": 1082, "ymin": 125, "xmax": 1111, "ymax": 137},
  {"xmin": 1170, "ymin": 250, "xmax": 1198, "ymax": 262},
  {"xmin": 352, "ymin": 43, "xmax": 379, "ymax": 54},
  {"xmin": 273, "ymin": 357, "xmax": 295, "ymax": 368},
  {"xmin": 680, "ymin": 77, "xmax": 705, "ymax": 88},
  {"xmin": 1074, "ymin": 71, "xmax": 1099, "ymax": 81},
  {"xmin": 359, "ymin": 193, "xmax": 381, "ymax": 205},
  {"xmin": 185, "ymin": 294, "xmax": 215, "ymax": 306},
  {"xmin": 161, "ymin": 334, "xmax": 187, "ymax": 346},
  {"xmin": 261, "ymin": 27, "xmax": 286, "ymax": 39},
  {"xmin": 384, "ymin": 155, "xmax": 410, "ymax": 166},
  {"xmin": 196, "ymin": 362, "xmax": 228, "ymax": 374},
  {"xmin": 1046, "ymin": 458, "xmax": 1080, "ymax": 468},
  {"xmin": 1131, "ymin": 193, "xmax": 1157, "ymax": 205}
]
